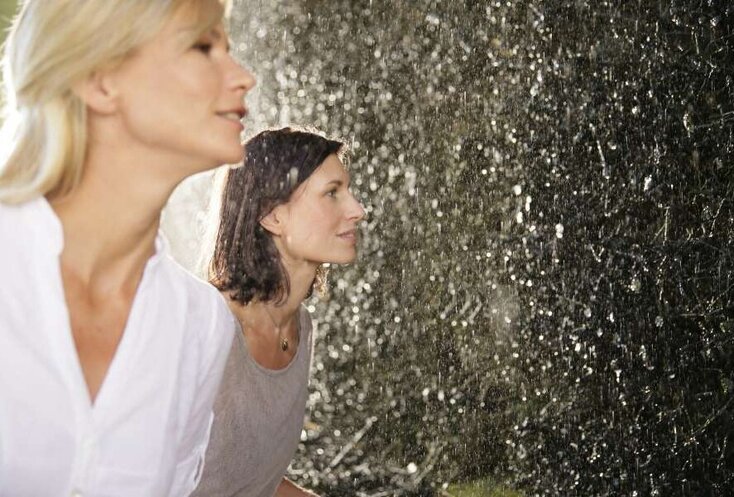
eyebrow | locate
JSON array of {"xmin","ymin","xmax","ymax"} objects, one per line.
[
  {"xmin": 326, "ymin": 178, "xmax": 353, "ymax": 189},
  {"xmin": 208, "ymin": 27, "xmax": 232, "ymax": 51},
  {"xmin": 178, "ymin": 25, "xmax": 231, "ymax": 51},
  {"xmin": 210, "ymin": 28, "xmax": 223, "ymax": 42}
]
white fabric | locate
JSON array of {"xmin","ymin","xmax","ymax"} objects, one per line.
[{"xmin": 0, "ymin": 198, "xmax": 235, "ymax": 497}]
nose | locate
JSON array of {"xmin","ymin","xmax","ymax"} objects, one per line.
[
  {"xmin": 225, "ymin": 54, "xmax": 256, "ymax": 94},
  {"xmin": 347, "ymin": 193, "xmax": 366, "ymax": 222}
]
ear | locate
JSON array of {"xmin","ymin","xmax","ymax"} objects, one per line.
[
  {"xmin": 72, "ymin": 70, "xmax": 119, "ymax": 114},
  {"xmin": 259, "ymin": 205, "xmax": 287, "ymax": 236}
]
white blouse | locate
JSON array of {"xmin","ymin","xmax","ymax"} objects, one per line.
[{"xmin": 0, "ymin": 198, "xmax": 235, "ymax": 497}]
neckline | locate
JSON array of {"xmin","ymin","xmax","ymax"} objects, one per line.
[
  {"xmin": 36, "ymin": 195, "xmax": 167, "ymax": 412},
  {"xmin": 236, "ymin": 307, "xmax": 307, "ymax": 376}
]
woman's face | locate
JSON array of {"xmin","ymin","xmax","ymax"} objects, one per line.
[
  {"xmin": 272, "ymin": 154, "xmax": 366, "ymax": 266},
  {"xmin": 106, "ymin": 1, "xmax": 255, "ymax": 175}
]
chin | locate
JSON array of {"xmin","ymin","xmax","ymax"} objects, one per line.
[
  {"xmin": 331, "ymin": 252, "xmax": 358, "ymax": 265},
  {"xmin": 220, "ymin": 148, "xmax": 245, "ymax": 165},
  {"xmin": 208, "ymin": 140, "xmax": 245, "ymax": 165}
]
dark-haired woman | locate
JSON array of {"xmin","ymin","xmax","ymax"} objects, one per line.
[{"xmin": 192, "ymin": 127, "xmax": 365, "ymax": 497}]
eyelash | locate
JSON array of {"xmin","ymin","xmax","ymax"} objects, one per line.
[{"xmin": 193, "ymin": 42, "xmax": 213, "ymax": 54}]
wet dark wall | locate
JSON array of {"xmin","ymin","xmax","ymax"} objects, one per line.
[
  {"xmin": 232, "ymin": 1, "xmax": 734, "ymax": 495},
  {"xmin": 503, "ymin": 2, "xmax": 733, "ymax": 496}
]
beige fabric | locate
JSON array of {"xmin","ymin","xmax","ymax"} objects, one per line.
[{"xmin": 192, "ymin": 306, "xmax": 314, "ymax": 497}]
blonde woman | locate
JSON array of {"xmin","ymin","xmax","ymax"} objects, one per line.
[{"xmin": 0, "ymin": 1, "xmax": 255, "ymax": 495}]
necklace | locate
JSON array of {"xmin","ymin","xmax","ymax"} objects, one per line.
[{"xmin": 263, "ymin": 305, "xmax": 291, "ymax": 352}]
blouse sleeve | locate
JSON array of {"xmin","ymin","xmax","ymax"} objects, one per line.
[{"xmin": 168, "ymin": 291, "xmax": 236, "ymax": 497}]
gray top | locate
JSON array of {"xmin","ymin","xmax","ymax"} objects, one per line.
[{"xmin": 192, "ymin": 306, "xmax": 314, "ymax": 497}]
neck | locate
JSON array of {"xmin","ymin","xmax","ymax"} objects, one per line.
[
  {"xmin": 226, "ymin": 260, "xmax": 319, "ymax": 332},
  {"xmin": 50, "ymin": 142, "xmax": 183, "ymax": 293}
]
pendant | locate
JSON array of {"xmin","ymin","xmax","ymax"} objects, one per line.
[{"xmin": 280, "ymin": 338, "xmax": 289, "ymax": 351}]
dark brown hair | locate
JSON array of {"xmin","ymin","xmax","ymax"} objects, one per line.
[{"xmin": 209, "ymin": 126, "xmax": 345, "ymax": 305}]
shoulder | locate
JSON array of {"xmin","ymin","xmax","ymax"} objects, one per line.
[
  {"xmin": 0, "ymin": 202, "xmax": 27, "ymax": 258},
  {"xmin": 0, "ymin": 197, "xmax": 40, "ymax": 217},
  {"xmin": 157, "ymin": 256, "xmax": 236, "ymax": 346},
  {"xmin": 0, "ymin": 197, "xmax": 62, "ymax": 261},
  {"xmin": 298, "ymin": 304, "xmax": 316, "ymax": 360},
  {"xmin": 0, "ymin": 197, "xmax": 53, "ymax": 234},
  {"xmin": 298, "ymin": 304, "xmax": 315, "ymax": 335},
  {"xmin": 158, "ymin": 257, "xmax": 227, "ymax": 313}
]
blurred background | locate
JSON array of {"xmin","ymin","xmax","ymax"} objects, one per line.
[
  {"xmin": 217, "ymin": 2, "xmax": 733, "ymax": 496},
  {"xmin": 0, "ymin": 1, "xmax": 13, "ymax": 40},
  {"xmin": 0, "ymin": 0, "xmax": 16, "ymax": 102},
  {"xmin": 3, "ymin": 1, "xmax": 733, "ymax": 496}
]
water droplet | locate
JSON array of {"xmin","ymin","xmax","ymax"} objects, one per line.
[{"xmin": 644, "ymin": 176, "xmax": 653, "ymax": 191}]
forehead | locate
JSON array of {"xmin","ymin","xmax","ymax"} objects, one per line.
[
  {"xmin": 307, "ymin": 154, "xmax": 349, "ymax": 184},
  {"xmin": 176, "ymin": 0, "xmax": 226, "ymax": 21},
  {"xmin": 290, "ymin": 154, "xmax": 348, "ymax": 197},
  {"xmin": 167, "ymin": 0, "xmax": 225, "ymax": 39}
]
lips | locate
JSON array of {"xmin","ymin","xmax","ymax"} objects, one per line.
[
  {"xmin": 337, "ymin": 229, "xmax": 358, "ymax": 243},
  {"xmin": 217, "ymin": 107, "xmax": 247, "ymax": 124}
]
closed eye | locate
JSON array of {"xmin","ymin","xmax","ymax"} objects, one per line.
[{"xmin": 193, "ymin": 41, "xmax": 213, "ymax": 54}]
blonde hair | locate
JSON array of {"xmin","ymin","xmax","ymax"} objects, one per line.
[{"xmin": 0, "ymin": 0, "xmax": 227, "ymax": 204}]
